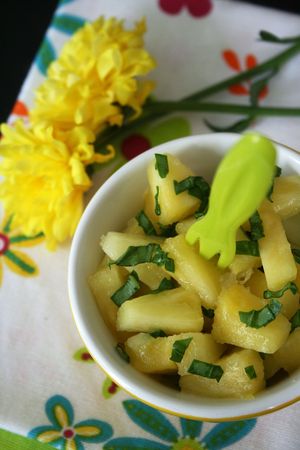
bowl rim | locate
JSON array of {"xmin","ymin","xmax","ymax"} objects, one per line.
[{"xmin": 68, "ymin": 132, "xmax": 300, "ymax": 421}]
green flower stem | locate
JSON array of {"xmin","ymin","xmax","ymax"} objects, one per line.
[
  {"xmin": 94, "ymin": 40, "xmax": 300, "ymax": 153},
  {"xmin": 146, "ymin": 101, "xmax": 300, "ymax": 116},
  {"xmin": 184, "ymin": 40, "xmax": 300, "ymax": 102}
]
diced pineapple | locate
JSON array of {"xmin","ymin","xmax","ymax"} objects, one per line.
[
  {"xmin": 145, "ymin": 154, "xmax": 200, "ymax": 225},
  {"xmin": 258, "ymin": 201, "xmax": 297, "ymax": 290},
  {"xmin": 272, "ymin": 176, "xmax": 300, "ymax": 219},
  {"xmin": 177, "ymin": 333, "xmax": 226, "ymax": 375},
  {"xmin": 116, "ymin": 287, "xmax": 203, "ymax": 334},
  {"xmin": 175, "ymin": 217, "xmax": 197, "ymax": 235},
  {"xmin": 180, "ymin": 349, "xmax": 265, "ymax": 399},
  {"xmin": 125, "ymin": 333, "xmax": 177, "ymax": 373},
  {"xmin": 100, "ymin": 232, "xmax": 168, "ymax": 289},
  {"xmin": 264, "ymin": 328, "xmax": 300, "ymax": 378},
  {"xmin": 212, "ymin": 284, "xmax": 291, "ymax": 353},
  {"xmin": 123, "ymin": 217, "xmax": 145, "ymax": 235},
  {"xmin": 163, "ymin": 234, "xmax": 221, "ymax": 308},
  {"xmin": 88, "ymin": 264, "xmax": 130, "ymax": 341},
  {"xmin": 247, "ymin": 270, "xmax": 299, "ymax": 319}
]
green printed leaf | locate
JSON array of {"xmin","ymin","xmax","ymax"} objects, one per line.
[
  {"xmin": 73, "ymin": 347, "xmax": 94, "ymax": 363},
  {"xmin": 3, "ymin": 215, "xmax": 13, "ymax": 233},
  {"xmin": 290, "ymin": 310, "xmax": 300, "ymax": 332},
  {"xmin": 9, "ymin": 232, "xmax": 44, "ymax": 244},
  {"xmin": 188, "ymin": 360, "xmax": 224, "ymax": 382},
  {"xmin": 202, "ymin": 420, "xmax": 256, "ymax": 448},
  {"xmin": 170, "ymin": 337, "xmax": 193, "ymax": 362},
  {"xmin": 4, "ymin": 249, "xmax": 37, "ymax": 274},
  {"xmin": 155, "ymin": 154, "xmax": 169, "ymax": 178},
  {"xmin": 239, "ymin": 299, "xmax": 282, "ymax": 328},
  {"xmin": 52, "ymin": 14, "xmax": 86, "ymax": 35},
  {"xmin": 35, "ymin": 37, "xmax": 56, "ymax": 75},
  {"xmin": 249, "ymin": 211, "xmax": 264, "ymax": 240},
  {"xmin": 236, "ymin": 240, "xmax": 260, "ymax": 256},
  {"xmin": 244, "ymin": 365, "xmax": 257, "ymax": 379},
  {"xmin": 263, "ymin": 281, "xmax": 298, "ymax": 299},
  {"xmin": 102, "ymin": 377, "xmax": 120, "ymax": 399},
  {"xmin": 135, "ymin": 211, "xmax": 157, "ymax": 236},
  {"xmin": 104, "ymin": 437, "xmax": 170, "ymax": 450},
  {"xmin": 111, "ymin": 243, "xmax": 175, "ymax": 272},
  {"xmin": 123, "ymin": 400, "xmax": 180, "ymax": 442},
  {"xmin": 111, "ymin": 271, "xmax": 141, "ymax": 306},
  {"xmin": 154, "ymin": 186, "xmax": 161, "ymax": 216}
]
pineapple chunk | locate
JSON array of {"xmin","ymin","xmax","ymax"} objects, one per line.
[
  {"xmin": 100, "ymin": 232, "xmax": 168, "ymax": 289},
  {"xmin": 116, "ymin": 287, "xmax": 203, "ymax": 334},
  {"xmin": 272, "ymin": 175, "xmax": 300, "ymax": 219},
  {"xmin": 145, "ymin": 154, "xmax": 200, "ymax": 225},
  {"xmin": 125, "ymin": 333, "xmax": 177, "ymax": 373},
  {"xmin": 264, "ymin": 328, "xmax": 300, "ymax": 378},
  {"xmin": 177, "ymin": 333, "xmax": 226, "ymax": 375},
  {"xmin": 88, "ymin": 264, "xmax": 130, "ymax": 341},
  {"xmin": 163, "ymin": 234, "xmax": 221, "ymax": 308},
  {"xmin": 247, "ymin": 270, "xmax": 299, "ymax": 320},
  {"xmin": 175, "ymin": 217, "xmax": 197, "ymax": 235},
  {"xmin": 212, "ymin": 284, "xmax": 291, "ymax": 353},
  {"xmin": 123, "ymin": 217, "xmax": 145, "ymax": 235},
  {"xmin": 258, "ymin": 201, "xmax": 297, "ymax": 291},
  {"xmin": 180, "ymin": 349, "xmax": 265, "ymax": 399},
  {"xmin": 229, "ymin": 228, "xmax": 261, "ymax": 283}
]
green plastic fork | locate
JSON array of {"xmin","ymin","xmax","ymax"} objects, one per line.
[{"xmin": 185, "ymin": 132, "xmax": 276, "ymax": 268}]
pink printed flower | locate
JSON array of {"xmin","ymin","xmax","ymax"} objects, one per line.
[{"xmin": 159, "ymin": 0, "xmax": 213, "ymax": 18}]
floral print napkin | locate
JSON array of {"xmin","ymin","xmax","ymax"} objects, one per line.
[{"xmin": 1, "ymin": 1, "xmax": 300, "ymax": 449}]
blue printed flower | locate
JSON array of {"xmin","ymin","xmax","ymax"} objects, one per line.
[
  {"xmin": 28, "ymin": 395, "xmax": 113, "ymax": 450},
  {"xmin": 104, "ymin": 400, "xmax": 256, "ymax": 450}
]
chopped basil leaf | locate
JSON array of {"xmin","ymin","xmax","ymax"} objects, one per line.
[
  {"xmin": 155, "ymin": 154, "xmax": 169, "ymax": 178},
  {"xmin": 174, "ymin": 176, "xmax": 210, "ymax": 217},
  {"xmin": 292, "ymin": 248, "xmax": 300, "ymax": 264},
  {"xmin": 239, "ymin": 299, "xmax": 282, "ymax": 328},
  {"xmin": 202, "ymin": 307, "xmax": 215, "ymax": 319},
  {"xmin": 290, "ymin": 309, "xmax": 300, "ymax": 332},
  {"xmin": 136, "ymin": 210, "xmax": 157, "ymax": 236},
  {"xmin": 151, "ymin": 277, "xmax": 176, "ymax": 294},
  {"xmin": 111, "ymin": 243, "xmax": 175, "ymax": 272},
  {"xmin": 150, "ymin": 330, "xmax": 167, "ymax": 338},
  {"xmin": 244, "ymin": 365, "xmax": 257, "ymax": 380},
  {"xmin": 268, "ymin": 165, "xmax": 282, "ymax": 202},
  {"xmin": 116, "ymin": 343, "xmax": 130, "ymax": 363},
  {"xmin": 158, "ymin": 222, "xmax": 177, "ymax": 237},
  {"xmin": 111, "ymin": 271, "xmax": 140, "ymax": 306},
  {"xmin": 236, "ymin": 240, "xmax": 260, "ymax": 256},
  {"xmin": 249, "ymin": 211, "xmax": 264, "ymax": 240},
  {"xmin": 263, "ymin": 281, "xmax": 298, "ymax": 300},
  {"xmin": 170, "ymin": 337, "xmax": 193, "ymax": 362},
  {"xmin": 188, "ymin": 359, "xmax": 224, "ymax": 382},
  {"xmin": 154, "ymin": 186, "xmax": 161, "ymax": 216}
]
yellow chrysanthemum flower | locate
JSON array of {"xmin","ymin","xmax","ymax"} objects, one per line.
[
  {"xmin": 30, "ymin": 17, "xmax": 156, "ymax": 133},
  {"xmin": 0, "ymin": 120, "xmax": 114, "ymax": 249}
]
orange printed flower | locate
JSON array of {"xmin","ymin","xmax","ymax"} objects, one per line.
[
  {"xmin": 222, "ymin": 50, "xmax": 269, "ymax": 99},
  {"xmin": 0, "ymin": 216, "xmax": 43, "ymax": 285}
]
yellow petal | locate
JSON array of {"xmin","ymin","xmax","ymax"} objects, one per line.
[
  {"xmin": 74, "ymin": 425, "xmax": 101, "ymax": 438},
  {"xmin": 54, "ymin": 404, "xmax": 70, "ymax": 428},
  {"xmin": 37, "ymin": 430, "xmax": 61, "ymax": 443},
  {"xmin": 66, "ymin": 439, "xmax": 77, "ymax": 450}
]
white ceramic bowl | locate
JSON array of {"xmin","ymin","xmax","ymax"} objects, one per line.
[{"xmin": 68, "ymin": 133, "xmax": 300, "ymax": 421}]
